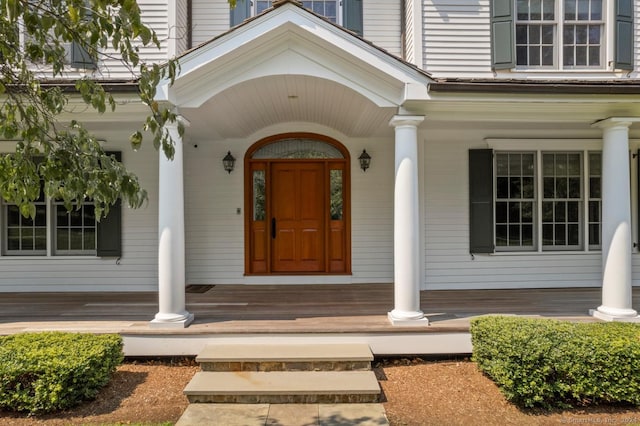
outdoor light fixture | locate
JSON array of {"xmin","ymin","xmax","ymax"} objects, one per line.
[
  {"xmin": 358, "ymin": 149, "xmax": 371, "ymax": 172},
  {"xmin": 223, "ymin": 151, "xmax": 236, "ymax": 174}
]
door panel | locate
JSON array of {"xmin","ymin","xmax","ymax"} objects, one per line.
[{"xmin": 271, "ymin": 163, "xmax": 325, "ymax": 272}]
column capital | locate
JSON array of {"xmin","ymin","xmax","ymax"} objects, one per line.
[
  {"xmin": 591, "ymin": 117, "xmax": 640, "ymax": 129},
  {"xmin": 164, "ymin": 115, "xmax": 191, "ymax": 130},
  {"xmin": 389, "ymin": 115, "xmax": 425, "ymax": 128}
]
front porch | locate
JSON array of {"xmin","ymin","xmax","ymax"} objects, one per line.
[{"xmin": 1, "ymin": 285, "xmax": 633, "ymax": 356}]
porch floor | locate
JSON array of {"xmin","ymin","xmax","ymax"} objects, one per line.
[{"xmin": 1, "ymin": 285, "xmax": 637, "ymax": 355}]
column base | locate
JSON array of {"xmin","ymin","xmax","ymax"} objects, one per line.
[
  {"xmin": 388, "ymin": 310, "xmax": 429, "ymax": 327},
  {"xmin": 589, "ymin": 307, "xmax": 640, "ymax": 323},
  {"xmin": 150, "ymin": 311, "xmax": 195, "ymax": 329}
]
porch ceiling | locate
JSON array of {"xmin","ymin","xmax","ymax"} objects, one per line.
[{"xmin": 180, "ymin": 75, "xmax": 397, "ymax": 140}]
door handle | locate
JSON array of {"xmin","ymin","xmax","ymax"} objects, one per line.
[{"xmin": 271, "ymin": 218, "xmax": 276, "ymax": 239}]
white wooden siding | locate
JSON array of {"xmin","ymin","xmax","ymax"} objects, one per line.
[
  {"xmin": 422, "ymin": 0, "xmax": 493, "ymax": 77},
  {"xmin": 191, "ymin": 0, "xmax": 231, "ymax": 48},
  {"xmin": 363, "ymin": 0, "xmax": 402, "ymax": 57},
  {"xmin": 0, "ymin": 129, "xmax": 159, "ymax": 292}
]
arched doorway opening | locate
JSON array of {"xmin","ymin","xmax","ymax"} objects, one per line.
[{"xmin": 244, "ymin": 133, "xmax": 351, "ymax": 274}]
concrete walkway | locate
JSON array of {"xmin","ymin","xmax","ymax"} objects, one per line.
[{"xmin": 176, "ymin": 403, "xmax": 389, "ymax": 426}]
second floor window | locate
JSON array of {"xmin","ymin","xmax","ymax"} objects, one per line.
[
  {"xmin": 516, "ymin": 0, "xmax": 604, "ymax": 68},
  {"xmin": 232, "ymin": 0, "xmax": 362, "ymax": 36}
]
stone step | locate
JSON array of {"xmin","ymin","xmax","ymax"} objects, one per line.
[
  {"xmin": 184, "ymin": 370, "xmax": 381, "ymax": 404},
  {"xmin": 196, "ymin": 343, "xmax": 373, "ymax": 371}
]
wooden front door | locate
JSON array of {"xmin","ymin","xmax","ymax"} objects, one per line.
[
  {"xmin": 245, "ymin": 133, "xmax": 351, "ymax": 275},
  {"xmin": 271, "ymin": 162, "xmax": 325, "ymax": 272}
]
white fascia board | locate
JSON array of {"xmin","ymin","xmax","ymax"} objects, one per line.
[{"xmin": 156, "ymin": 4, "xmax": 431, "ymax": 106}]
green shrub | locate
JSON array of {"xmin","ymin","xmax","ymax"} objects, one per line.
[
  {"xmin": 471, "ymin": 316, "xmax": 640, "ymax": 409},
  {"xmin": 0, "ymin": 332, "xmax": 123, "ymax": 414}
]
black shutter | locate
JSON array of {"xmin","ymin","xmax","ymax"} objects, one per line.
[
  {"xmin": 230, "ymin": 0, "xmax": 251, "ymax": 27},
  {"xmin": 490, "ymin": 0, "xmax": 515, "ymax": 70},
  {"xmin": 343, "ymin": 0, "xmax": 363, "ymax": 36},
  {"xmin": 614, "ymin": 0, "xmax": 634, "ymax": 70},
  {"xmin": 97, "ymin": 151, "xmax": 122, "ymax": 257},
  {"xmin": 469, "ymin": 149, "xmax": 495, "ymax": 253}
]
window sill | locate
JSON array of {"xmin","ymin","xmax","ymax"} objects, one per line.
[{"xmin": 491, "ymin": 250, "xmax": 601, "ymax": 256}]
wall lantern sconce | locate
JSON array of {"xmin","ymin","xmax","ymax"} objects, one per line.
[
  {"xmin": 223, "ymin": 151, "xmax": 236, "ymax": 174},
  {"xmin": 358, "ymin": 149, "xmax": 371, "ymax": 172}
]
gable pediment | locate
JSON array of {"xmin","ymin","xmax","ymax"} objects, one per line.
[{"xmin": 156, "ymin": 2, "xmax": 431, "ymax": 108}]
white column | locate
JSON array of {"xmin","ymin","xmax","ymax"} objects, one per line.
[
  {"xmin": 592, "ymin": 118, "xmax": 639, "ymax": 322},
  {"xmin": 151, "ymin": 119, "xmax": 194, "ymax": 328},
  {"xmin": 388, "ymin": 115, "xmax": 428, "ymax": 326}
]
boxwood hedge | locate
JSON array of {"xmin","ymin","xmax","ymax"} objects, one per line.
[
  {"xmin": 0, "ymin": 332, "xmax": 123, "ymax": 414},
  {"xmin": 471, "ymin": 316, "xmax": 640, "ymax": 409}
]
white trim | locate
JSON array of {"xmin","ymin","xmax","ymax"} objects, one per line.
[{"xmin": 486, "ymin": 138, "xmax": 603, "ymax": 150}]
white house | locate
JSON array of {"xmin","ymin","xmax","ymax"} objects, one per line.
[{"xmin": 2, "ymin": 0, "xmax": 639, "ymax": 327}]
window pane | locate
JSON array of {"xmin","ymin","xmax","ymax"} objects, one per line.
[
  {"xmin": 496, "ymin": 202, "xmax": 508, "ymax": 223},
  {"xmin": 7, "ymin": 228, "xmax": 20, "ymax": 250},
  {"xmin": 542, "ymin": 46, "xmax": 554, "ymax": 65},
  {"xmin": 517, "ymin": 25, "xmax": 528, "ymax": 44},
  {"xmin": 84, "ymin": 204, "xmax": 95, "ymax": 226},
  {"xmin": 522, "ymin": 202, "xmax": 533, "ymax": 223},
  {"xmin": 530, "ymin": 25, "xmax": 541, "ymax": 43},
  {"xmin": 330, "ymin": 169, "xmax": 343, "ymax": 220},
  {"xmin": 544, "ymin": 177, "xmax": 555, "ymax": 198},
  {"xmin": 575, "ymin": 25, "xmax": 588, "ymax": 44},
  {"xmin": 522, "ymin": 154, "xmax": 535, "ymax": 175},
  {"xmin": 522, "ymin": 224, "xmax": 534, "ymax": 246},
  {"xmin": 543, "ymin": 223, "xmax": 554, "ymax": 245},
  {"xmin": 510, "ymin": 177, "xmax": 522, "ymax": 198},
  {"xmin": 34, "ymin": 206, "xmax": 46, "ymax": 226},
  {"xmin": 497, "ymin": 154, "xmax": 509, "ymax": 175},
  {"xmin": 497, "ymin": 177, "xmax": 509, "ymax": 198},
  {"xmin": 530, "ymin": 0, "xmax": 542, "ymax": 20},
  {"xmin": 568, "ymin": 177, "xmax": 581, "ymax": 198},
  {"xmin": 7, "ymin": 205, "xmax": 20, "ymax": 226},
  {"xmin": 518, "ymin": 0, "xmax": 529, "ymax": 20},
  {"xmin": 22, "ymin": 228, "xmax": 33, "ymax": 250},
  {"xmin": 575, "ymin": 46, "xmax": 587, "ymax": 65},
  {"xmin": 517, "ymin": 46, "xmax": 528, "ymax": 65},
  {"xmin": 542, "ymin": 201, "xmax": 553, "ymax": 221},
  {"xmin": 568, "ymin": 224, "xmax": 579, "ymax": 245},
  {"xmin": 57, "ymin": 228, "xmax": 69, "ymax": 251},
  {"xmin": 588, "ymin": 46, "xmax": 600, "ymax": 66},
  {"xmin": 522, "ymin": 177, "xmax": 535, "ymax": 198},
  {"xmin": 589, "ymin": 223, "xmax": 600, "ymax": 245},
  {"xmin": 555, "ymin": 202, "xmax": 566, "ymax": 221},
  {"xmin": 543, "ymin": 154, "xmax": 554, "ymax": 174},
  {"xmin": 70, "ymin": 228, "xmax": 83, "ymax": 250},
  {"xmin": 35, "ymin": 228, "xmax": 47, "ymax": 250},
  {"xmin": 591, "ymin": 0, "xmax": 602, "ymax": 19},
  {"xmin": 564, "ymin": 0, "xmax": 576, "ymax": 19},
  {"xmin": 57, "ymin": 206, "xmax": 68, "ymax": 226},
  {"xmin": 84, "ymin": 229, "xmax": 96, "ymax": 250},
  {"xmin": 70, "ymin": 210, "xmax": 82, "ymax": 227},
  {"xmin": 496, "ymin": 225, "xmax": 508, "ymax": 246},
  {"xmin": 543, "ymin": 0, "xmax": 555, "ymax": 19},
  {"xmin": 589, "ymin": 178, "xmax": 601, "ymax": 197},
  {"xmin": 567, "ymin": 201, "xmax": 579, "ymax": 222},
  {"xmin": 529, "ymin": 46, "xmax": 540, "ymax": 65},
  {"xmin": 555, "ymin": 224, "xmax": 566, "ymax": 245},
  {"xmin": 589, "ymin": 26, "xmax": 600, "ymax": 43},
  {"xmin": 509, "ymin": 224, "xmax": 521, "ymax": 245},
  {"xmin": 556, "ymin": 178, "xmax": 567, "ymax": 198},
  {"xmin": 252, "ymin": 170, "xmax": 266, "ymax": 221},
  {"xmin": 589, "ymin": 200, "xmax": 600, "ymax": 222},
  {"xmin": 509, "ymin": 202, "xmax": 521, "ymax": 223},
  {"xmin": 577, "ymin": 0, "xmax": 589, "ymax": 20}
]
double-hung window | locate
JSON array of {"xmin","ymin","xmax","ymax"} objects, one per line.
[
  {"xmin": 1, "ymin": 152, "xmax": 122, "ymax": 257},
  {"xmin": 491, "ymin": 151, "xmax": 601, "ymax": 252},
  {"xmin": 470, "ymin": 149, "xmax": 602, "ymax": 253},
  {"xmin": 515, "ymin": 0, "xmax": 604, "ymax": 68},
  {"xmin": 491, "ymin": 0, "xmax": 634, "ymax": 70}
]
